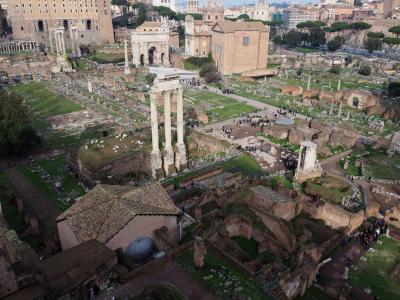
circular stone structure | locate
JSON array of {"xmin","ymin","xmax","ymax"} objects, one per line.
[
  {"xmin": 125, "ymin": 236, "xmax": 155, "ymax": 263},
  {"xmin": 275, "ymin": 118, "xmax": 295, "ymax": 126}
]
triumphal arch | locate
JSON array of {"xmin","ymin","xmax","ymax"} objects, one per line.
[{"xmin": 131, "ymin": 22, "xmax": 170, "ymax": 67}]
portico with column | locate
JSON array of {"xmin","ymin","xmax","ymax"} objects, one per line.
[{"xmin": 150, "ymin": 74, "xmax": 187, "ymax": 179}]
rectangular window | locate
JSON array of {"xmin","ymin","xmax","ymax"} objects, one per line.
[{"xmin": 243, "ymin": 37, "xmax": 250, "ymax": 46}]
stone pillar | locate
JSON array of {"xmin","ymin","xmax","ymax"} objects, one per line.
[
  {"xmin": 337, "ymin": 79, "xmax": 341, "ymax": 91},
  {"xmin": 70, "ymin": 28, "xmax": 75, "ymax": 56},
  {"xmin": 143, "ymin": 43, "xmax": 149, "ymax": 66},
  {"xmin": 338, "ymin": 101, "xmax": 342, "ymax": 117},
  {"xmin": 163, "ymin": 91, "xmax": 176, "ymax": 176},
  {"xmin": 307, "ymin": 75, "xmax": 311, "ymax": 91},
  {"xmin": 54, "ymin": 32, "xmax": 59, "ymax": 55},
  {"xmin": 329, "ymin": 99, "xmax": 334, "ymax": 116},
  {"xmin": 60, "ymin": 31, "xmax": 66, "ymax": 55},
  {"xmin": 74, "ymin": 28, "xmax": 81, "ymax": 57},
  {"xmin": 124, "ymin": 39, "xmax": 130, "ymax": 75},
  {"xmin": 150, "ymin": 94, "xmax": 163, "ymax": 179},
  {"xmin": 175, "ymin": 88, "xmax": 187, "ymax": 172},
  {"xmin": 193, "ymin": 236, "xmax": 206, "ymax": 268}
]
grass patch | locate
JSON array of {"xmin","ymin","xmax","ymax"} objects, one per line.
[
  {"xmin": 231, "ymin": 236, "xmax": 259, "ymax": 260},
  {"xmin": 184, "ymin": 89, "xmax": 257, "ymax": 123},
  {"xmin": 86, "ymin": 52, "xmax": 125, "ymax": 64},
  {"xmin": 348, "ymin": 236, "xmax": 400, "ymax": 300},
  {"xmin": 201, "ymin": 200, "xmax": 219, "ymax": 215},
  {"xmin": 363, "ymin": 150, "xmax": 400, "ymax": 180},
  {"xmin": 176, "ymin": 248, "xmax": 265, "ymax": 300},
  {"xmin": 9, "ymin": 82, "xmax": 82, "ymax": 117},
  {"xmin": 303, "ymin": 176, "xmax": 352, "ymax": 203},
  {"xmin": 18, "ymin": 156, "xmax": 85, "ymax": 211}
]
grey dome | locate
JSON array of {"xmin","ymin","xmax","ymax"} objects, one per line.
[{"xmin": 125, "ymin": 236, "xmax": 154, "ymax": 262}]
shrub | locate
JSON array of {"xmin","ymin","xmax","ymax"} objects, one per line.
[
  {"xmin": 358, "ymin": 65, "xmax": 372, "ymax": 76},
  {"xmin": 330, "ymin": 65, "xmax": 341, "ymax": 74}
]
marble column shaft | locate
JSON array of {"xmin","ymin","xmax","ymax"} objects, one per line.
[
  {"xmin": 150, "ymin": 94, "xmax": 160, "ymax": 153},
  {"xmin": 176, "ymin": 88, "xmax": 184, "ymax": 145},
  {"xmin": 164, "ymin": 91, "xmax": 173, "ymax": 151}
]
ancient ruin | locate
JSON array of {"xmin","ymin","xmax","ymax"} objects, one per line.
[{"xmin": 295, "ymin": 141, "xmax": 322, "ymax": 183}]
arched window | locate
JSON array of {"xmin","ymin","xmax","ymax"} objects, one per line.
[{"xmin": 38, "ymin": 20, "xmax": 44, "ymax": 32}]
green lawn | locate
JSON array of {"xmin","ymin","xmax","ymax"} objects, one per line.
[
  {"xmin": 18, "ymin": 156, "xmax": 85, "ymax": 211},
  {"xmin": 231, "ymin": 236, "xmax": 259, "ymax": 260},
  {"xmin": 176, "ymin": 248, "xmax": 266, "ymax": 300},
  {"xmin": 363, "ymin": 150, "xmax": 400, "ymax": 180},
  {"xmin": 348, "ymin": 236, "xmax": 400, "ymax": 300},
  {"xmin": 303, "ymin": 176, "xmax": 352, "ymax": 203},
  {"xmin": 9, "ymin": 82, "xmax": 82, "ymax": 117},
  {"xmin": 86, "ymin": 52, "xmax": 125, "ymax": 64},
  {"xmin": 184, "ymin": 89, "xmax": 257, "ymax": 123},
  {"xmin": 8, "ymin": 83, "xmax": 104, "ymax": 149}
]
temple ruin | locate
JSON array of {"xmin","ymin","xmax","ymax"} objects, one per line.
[
  {"xmin": 294, "ymin": 141, "xmax": 322, "ymax": 183},
  {"xmin": 150, "ymin": 73, "xmax": 187, "ymax": 179}
]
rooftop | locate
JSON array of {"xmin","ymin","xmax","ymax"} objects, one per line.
[
  {"xmin": 37, "ymin": 240, "xmax": 116, "ymax": 295},
  {"xmin": 212, "ymin": 20, "xmax": 268, "ymax": 33},
  {"xmin": 57, "ymin": 183, "xmax": 179, "ymax": 243}
]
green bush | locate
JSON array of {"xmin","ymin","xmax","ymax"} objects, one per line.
[
  {"xmin": 330, "ymin": 65, "xmax": 341, "ymax": 74},
  {"xmin": 358, "ymin": 65, "xmax": 372, "ymax": 76}
]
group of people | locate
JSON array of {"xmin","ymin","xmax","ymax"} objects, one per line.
[
  {"xmin": 219, "ymin": 87, "xmax": 233, "ymax": 94},
  {"xmin": 183, "ymin": 79, "xmax": 201, "ymax": 87},
  {"xmin": 343, "ymin": 219, "xmax": 389, "ymax": 250}
]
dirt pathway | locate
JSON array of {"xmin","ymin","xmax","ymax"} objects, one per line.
[{"xmin": 4, "ymin": 167, "xmax": 61, "ymax": 232}]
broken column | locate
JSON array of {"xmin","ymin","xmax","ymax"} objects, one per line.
[
  {"xmin": 124, "ymin": 39, "xmax": 131, "ymax": 75},
  {"xmin": 307, "ymin": 75, "xmax": 311, "ymax": 91},
  {"xmin": 193, "ymin": 236, "xmax": 206, "ymax": 268},
  {"xmin": 175, "ymin": 87, "xmax": 187, "ymax": 172},
  {"xmin": 163, "ymin": 91, "xmax": 176, "ymax": 176},
  {"xmin": 150, "ymin": 93, "xmax": 163, "ymax": 179}
]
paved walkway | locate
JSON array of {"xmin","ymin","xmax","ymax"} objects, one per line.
[
  {"xmin": 99, "ymin": 261, "xmax": 216, "ymax": 300},
  {"xmin": 4, "ymin": 167, "xmax": 61, "ymax": 231}
]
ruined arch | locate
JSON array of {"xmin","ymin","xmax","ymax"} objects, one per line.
[{"xmin": 38, "ymin": 20, "xmax": 44, "ymax": 32}]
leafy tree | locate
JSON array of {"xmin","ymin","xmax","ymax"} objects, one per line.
[
  {"xmin": 296, "ymin": 20, "xmax": 325, "ymax": 30},
  {"xmin": 383, "ymin": 37, "xmax": 400, "ymax": 49},
  {"xmin": 387, "ymin": 81, "xmax": 400, "ymax": 97},
  {"xmin": 354, "ymin": 0, "xmax": 362, "ymax": 6},
  {"xmin": 0, "ymin": 89, "xmax": 41, "ymax": 156},
  {"xmin": 238, "ymin": 14, "xmax": 250, "ymax": 20},
  {"xmin": 200, "ymin": 62, "xmax": 220, "ymax": 83},
  {"xmin": 111, "ymin": 0, "xmax": 130, "ymax": 15},
  {"xmin": 327, "ymin": 36, "xmax": 344, "ymax": 51},
  {"xmin": 325, "ymin": 21, "xmax": 349, "ymax": 32},
  {"xmin": 176, "ymin": 13, "xmax": 203, "ymax": 21},
  {"xmin": 350, "ymin": 22, "xmax": 372, "ymax": 31},
  {"xmin": 131, "ymin": 3, "xmax": 146, "ymax": 29},
  {"xmin": 330, "ymin": 65, "xmax": 341, "ymax": 74},
  {"xmin": 154, "ymin": 6, "xmax": 176, "ymax": 20},
  {"xmin": 273, "ymin": 35, "xmax": 283, "ymax": 44},
  {"xmin": 307, "ymin": 27, "xmax": 326, "ymax": 47},
  {"xmin": 389, "ymin": 26, "xmax": 400, "ymax": 37},
  {"xmin": 364, "ymin": 37, "xmax": 382, "ymax": 54},
  {"xmin": 358, "ymin": 65, "xmax": 372, "ymax": 76},
  {"xmin": 264, "ymin": 20, "xmax": 285, "ymax": 27},
  {"xmin": 282, "ymin": 30, "xmax": 302, "ymax": 48},
  {"xmin": 367, "ymin": 31, "xmax": 385, "ymax": 39}
]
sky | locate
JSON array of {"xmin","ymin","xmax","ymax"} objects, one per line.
[{"xmin": 197, "ymin": 0, "xmax": 318, "ymax": 7}]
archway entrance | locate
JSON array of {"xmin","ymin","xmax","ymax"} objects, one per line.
[
  {"xmin": 140, "ymin": 54, "xmax": 144, "ymax": 66},
  {"xmin": 148, "ymin": 47, "xmax": 156, "ymax": 65},
  {"xmin": 63, "ymin": 20, "xmax": 68, "ymax": 31},
  {"xmin": 161, "ymin": 53, "xmax": 165, "ymax": 65}
]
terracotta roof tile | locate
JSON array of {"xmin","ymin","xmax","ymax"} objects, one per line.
[{"xmin": 57, "ymin": 183, "xmax": 179, "ymax": 244}]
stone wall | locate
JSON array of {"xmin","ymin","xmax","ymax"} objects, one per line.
[
  {"xmin": 224, "ymin": 215, "xmax": 253, "ymax": 239},
  {"xmin": 304, "ymin": 201, "xmax": 364, "ymax": 233}
]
